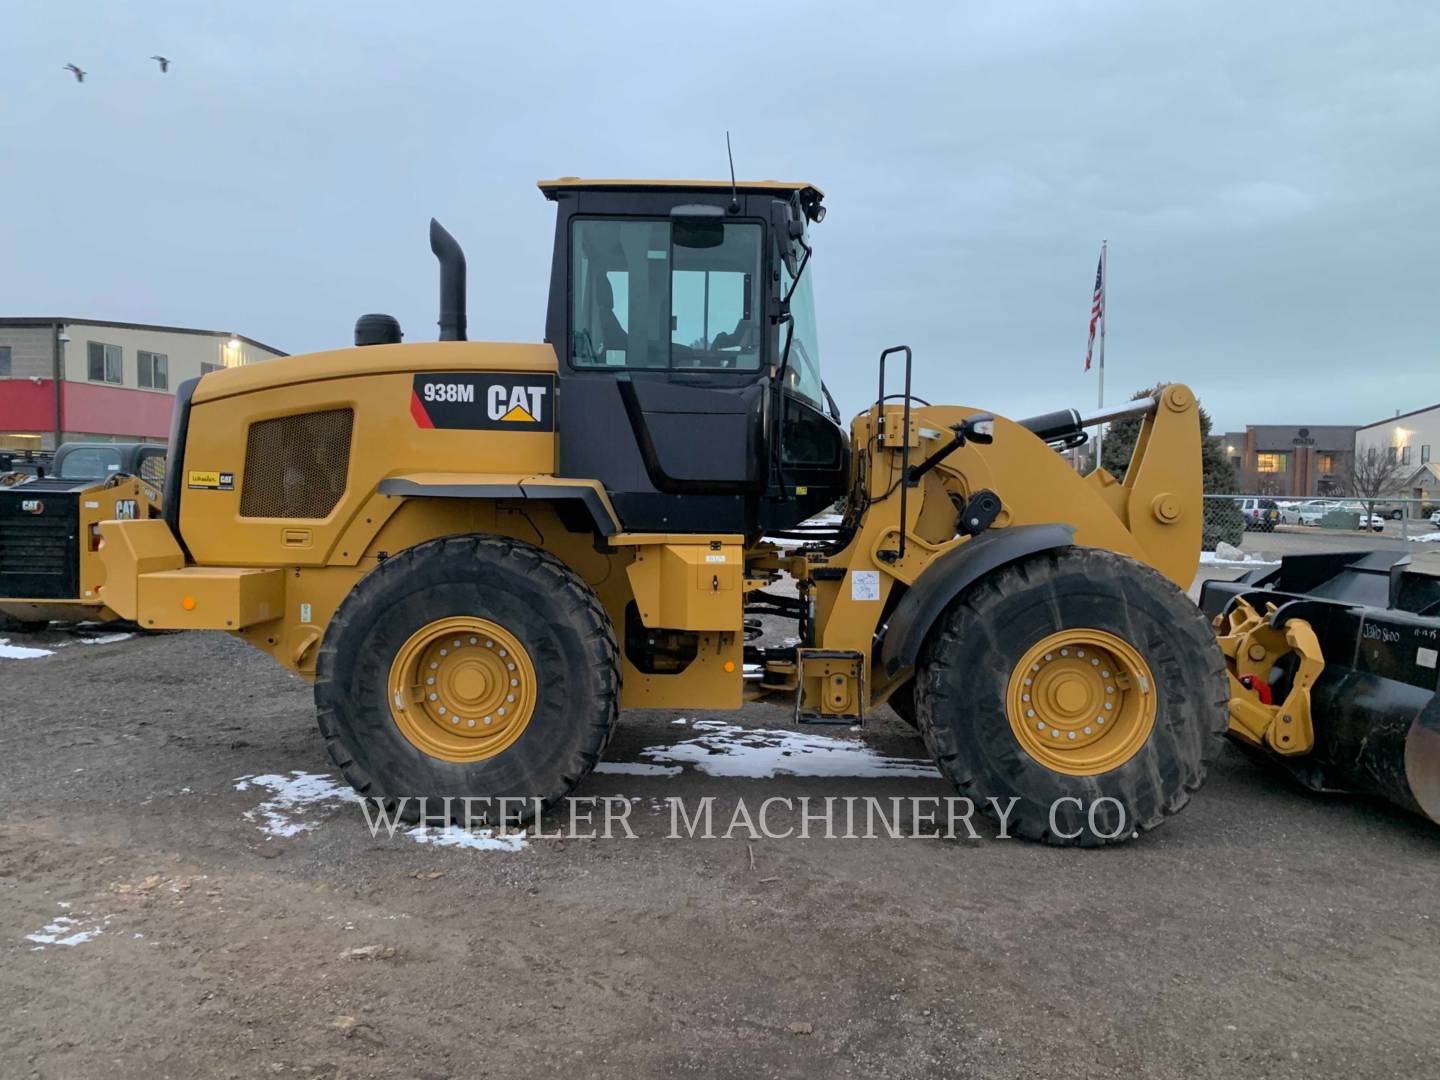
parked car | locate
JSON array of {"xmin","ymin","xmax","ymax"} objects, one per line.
[
  {"xmin": 1430, "ymin": 509, "xmax": 1440, "ymax": 527},
  {"xmin": 1239, "ymin": 497, "xmax": 1280, "ymax": 531},
  {"xmin": 1280, "ymin": 499, "xmax": 1325, "ymax": 525},
  {"xmin": 1280, "ymin": 499, "xmax": 1339, "ymax": 526}
]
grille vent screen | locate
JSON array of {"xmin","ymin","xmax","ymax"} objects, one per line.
[{"xmin": 238, "ymin": 409, "xmax": 354, "ymax": 518}]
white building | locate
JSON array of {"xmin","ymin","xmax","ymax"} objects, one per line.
[{"xmin": 1355, "ymin": 403, "xmax": 1440, "ymax": 505}]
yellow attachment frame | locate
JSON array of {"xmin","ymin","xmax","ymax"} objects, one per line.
[{"xmin": 1214, "ymin": 597, "xmax": 1324, "ymax": 755}]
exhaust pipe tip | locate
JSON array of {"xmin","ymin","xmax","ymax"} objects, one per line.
[{"xmin": 429, "ymin": 218, "xmax": 467, "ymax": 342}]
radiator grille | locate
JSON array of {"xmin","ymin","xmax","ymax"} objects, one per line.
[
  {"xmin": 0, "ymin": 492, "xmax": 79, "ymax": 598},
  {"xmin": 239, "ymin": 409, "xmax": 354, "ymax": 519}
]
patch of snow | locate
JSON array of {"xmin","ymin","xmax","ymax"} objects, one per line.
[
  {"xmin": 1408, "ymin": 532, "xmax": 1440, "ymax": 544},
  {"xmin": 592, "ymin": 762, "xmax": 683, "ymax": 777},
  {"xmin": 25, "ymin": 913, "xmax": 112, "ymax": 949},
  {"xmin": 641, "ymin": 720, "xmax": 940, "ymax": 780},
  {"xmin": 77, "ymin": 632, "xmax": 135, "ymax": 646},
  {"xmin": 234, "ymin": 771, "xmax": 359, "ymax": 838},
  {"xmin": 1199, "ymin": 551, "xmax": 1280, "ymax": 569},
  {"xmin": 405, "ymin": 825, "xmax": 528, "ymax": 852},
  {"xmin": 0, "ymin": 638, "xmax": 53, "ymax": 660}
]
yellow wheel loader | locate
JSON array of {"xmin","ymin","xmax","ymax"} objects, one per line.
[
  {"xmin": 0, "ymin": 441, "xmax": 165, "ymax": 631},
  {"xmin": 99, "ymin": 178, "xmax": 1227, "ymax": 845}
]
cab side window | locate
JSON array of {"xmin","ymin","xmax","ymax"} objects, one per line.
[{"xmin": 571, "ymin": 218, "xmax": 761, "ymax": 371}]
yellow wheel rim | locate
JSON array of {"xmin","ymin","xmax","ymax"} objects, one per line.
[
  {"xmin": 387, "ymin": 617, "xmax": 537, "ymax": 764},
  {"xmin": 1006, "ymin": 628, "xmax": 1156, "ymax": 776}
]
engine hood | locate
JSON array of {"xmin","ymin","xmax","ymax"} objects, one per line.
[{"xmin": 191, "ymin": 341, "xmax": 559, "ymax": 405}]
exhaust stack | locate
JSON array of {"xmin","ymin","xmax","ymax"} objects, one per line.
[{"xmin": 429, "ymin": 218, "xmax": 467, "ymax": 341}]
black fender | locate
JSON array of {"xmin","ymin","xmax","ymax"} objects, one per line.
[
  {"xmin": 375, "ymin": 477, "xmax": 619, "ymax": 537},
  {"xmin": 878, "ymin": 523, "xmax": 1075, "ymax": 677}
]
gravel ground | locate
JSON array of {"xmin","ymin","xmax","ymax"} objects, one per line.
[{"xmin": 2, "ymin": 547, "xmax": 1439, "ymax": 1078}]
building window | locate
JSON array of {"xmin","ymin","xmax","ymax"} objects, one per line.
[
  {"xmin": 87, "ymin": 342, "xmax": 122, "ymax": 384},
  {"xmin": 1387, "ymin": 446, "xmax": 1398, "ymax": 464},
  {"xmin": 1424, "ymin": 445, "xmax": 1432, "ymax": 465},
  {"xmin": 0, "ymin": 346, "xmax": 11, "ymax": 377},
  {"xmin": 137, "ymin": 351, "xmax": 169, "ymax": 390},
  {"xmin": 1256, "ymin": 452, "xmax": 1286, "ymax": 473},
  {"xmin": 1402, "ymin": 444, "xmax": 1413, "ymax": 465},
  {"xmin": 1316, "ymin": 452, "xmax": 1337, "ymax": 474},
  {"xmin": 200, "ymin": 361, "xmax": 223, "ymax": 375}
]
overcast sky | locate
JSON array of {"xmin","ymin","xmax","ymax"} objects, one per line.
[{"xmin": 4, "ymin": 1, "xmax": 1436, "ymax": 432}]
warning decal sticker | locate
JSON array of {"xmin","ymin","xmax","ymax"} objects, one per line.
[{"xmin": 410, "ymin": 373, "xmax": 555, "ymax": 432}]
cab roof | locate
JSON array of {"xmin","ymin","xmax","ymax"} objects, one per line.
[
  {"xmin": 538, "ymin": 177, "xmax": 822, "ymax": 199},
  {"xmin": 538, "ymin": 177, "xmax": 825, "ymax": 221}
]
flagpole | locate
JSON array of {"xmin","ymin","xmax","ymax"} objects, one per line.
[{"xmin": 1095, "ymin": 240, "xmax": 1107, "ymax": 470}]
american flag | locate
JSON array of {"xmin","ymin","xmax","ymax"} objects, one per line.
[{"xmin": 1084, "ymin": 251, "xmax": 1104, "ymax": 372}]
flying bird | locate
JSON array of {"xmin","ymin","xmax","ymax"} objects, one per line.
[
  {"xmin": 64, "ymin": 63, "xmax": 86, "ymax": 83},
  {"xmin": 150, "ymin": 55, "xmax": 170, "ymax": 73}
]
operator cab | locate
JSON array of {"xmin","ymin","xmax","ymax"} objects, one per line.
[{"xmin": 539, "ymin": 178, "xmax": 849, "ymax": 536}]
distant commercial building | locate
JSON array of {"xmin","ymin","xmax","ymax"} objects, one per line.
[
  {"xmin": 0, "ymin": 317, "xmax": 285, "ymax": 452},
  {"xmin": 1217, "ymin": 425, "xmax": 1357, "ymax": 497},
  {"xmin": 1355, "ymin": 403, "xmax": 1440, "ymax": 504}
]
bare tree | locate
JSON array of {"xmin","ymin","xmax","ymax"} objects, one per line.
[{"xmin": 1348, "ymin": 446, "xmax": 1410, "ymax": 520}]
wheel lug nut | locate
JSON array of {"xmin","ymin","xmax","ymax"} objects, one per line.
[
  {"xmin": 428, "ymin": 692, "xmax": 437, "ymax": 701},
  {"xmin": 468, "ymin": 718, "xmax": 476, "ymax": 728}
]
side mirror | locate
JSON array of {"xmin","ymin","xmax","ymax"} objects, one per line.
[{"xmin": 962, "ymin": 414, "xmax": 995, "ymax": 445}]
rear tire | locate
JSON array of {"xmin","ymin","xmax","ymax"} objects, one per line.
[
  {"xmin": 315, "ymin": 534, "xmax": 619, "ymax": 823},
  {"xmin": 914, "ymin": 547, "xmax": 1227, "ymax": 846}
]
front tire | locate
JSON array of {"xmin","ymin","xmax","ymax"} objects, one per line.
[
  {"xmin": 315, "ymin": 534, "xmax": 619, "ymax": 821},
  {"xmin": 914, "ymin": 548, "xmax": 1227, "ymax": 846}
]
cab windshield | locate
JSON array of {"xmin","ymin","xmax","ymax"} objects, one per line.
[
  {"xmin": 780, "ymin": 256, "xmax": 822, "ymax": 408},
  {"xmin": 58, "ymin": 446, "xmax": 123, "ymax": 480}
]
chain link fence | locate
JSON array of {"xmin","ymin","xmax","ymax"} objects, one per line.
[{"xmin": 1201, "ymin": 495, "xmax": 1440, "ymax": 552}]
